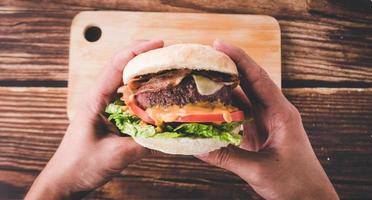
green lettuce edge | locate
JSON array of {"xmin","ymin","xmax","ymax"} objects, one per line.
[{"xmin": 105, "ymin": 100, "xmax": 243, "ymax": 146}]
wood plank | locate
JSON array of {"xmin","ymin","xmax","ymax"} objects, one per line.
[
  {"xmin": 308, "ymin": 0, "xmax": 372, "ymax": 20},
  {"xmin": 0, "ymin": 87, "xmax": 371, "ymax": 199},
  {"xmin": 0, "ymin": 1, "xmax": 371, "ymax": 85},
  {"xmin": 0, "ymin": 0, "xmax": 308, "ymax": 14},
  {"xmin": 0, "ymin": 10, "xmax": 73, "ymax": 81}
]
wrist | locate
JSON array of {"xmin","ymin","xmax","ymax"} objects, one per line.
[
  {"xmin": 302, "ymin": 183, "xmax": 338, "ymax": 200},
  {"xmin": 25, "ymin": 169, "xmax": 71, "ymax": 200},
  {"xmin": 26, "ymin": 167, "xmax": 89, "ymax": 200},
  {"xmin": 288, "ymin": 176, "xmax": 338, "ymax": 200}
]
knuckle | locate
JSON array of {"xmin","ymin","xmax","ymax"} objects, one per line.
[
  {"xmin": 105, "ymin": 140, "xmax": 125, "ymax": 156},
  {"xmin": 265, "ymin": 102, "xmax": 302, "ymax": 133},
  {"xmin": 213, "ymin": 147, "xmax": 232, "ymax": 167},
  {"xmin": 150, "ymin": 149, "xmax": 162, "ymax": 157},
  {"xmin": 111, "ymin": 49, "xmax": 133, "ymax": 68},
  {"xmin": 86, "ymin": 98, "xmax": 103, "ymax": 116},
  {"xmin": 265, "ymin": 110, "xmax": 286, "ymax": 133},
  {"xmin": 249, "ymin": 65, "xmax": 265, "ymax": 85},
  {"xmin": 111, "ymin": 51, "xmax": 124, "ymax": 66},
  {"xmin": 257, "ymin": 67, "xmax": 269, "ymax": 82},
  {"xmin": 289, "ymin": 104, "xmax": 302, "ymax": 122}
]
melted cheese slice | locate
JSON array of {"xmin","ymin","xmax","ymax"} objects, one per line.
[
  {"xmin": 192, "ymin": 75, "xmax": 224, "ymax": 95},
  {"xmin": 146, "ymin": 103, "xmax": 238, "ymax": 125}
]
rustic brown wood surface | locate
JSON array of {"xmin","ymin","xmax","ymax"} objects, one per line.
[
  {"xmin": 0, "ymin": 87, "xmax": 371, "ymax": 199},
  {"xmin": 0, "ymin": 0, "xmax": 371, "ymax": 199}
]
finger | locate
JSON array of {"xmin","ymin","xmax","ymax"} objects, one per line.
[
  {"xmin": 231, "ymin": 87, "xmax": 262, "ymax": 151},
  {"xmin": 114, "ymin": 40, "xmax": 152, "ymax": 54},
  {"xmin": 195, "ymin": 145, "xmax": 267, "ymax": 181},
  {"xmin": 213, "ymin": 39, "xmax": 285, "ymax": 109},
  {"xmin": 232, "ymin": 86, "xmax": 252, "ymax": 112},
  {"xmin": 241, "ymin": 120, "xmax": 268, "ymax": 151},
  {"xmin": 99, "ymin": 113, "xmax": 120, "ymax": 135},
  {"xmin": 88, "ymin": 40, "xmax": 164, "ymax": 114},
  {"xmin": 113, "ymin": 137, "xmax": 150, "ymax": 167}
]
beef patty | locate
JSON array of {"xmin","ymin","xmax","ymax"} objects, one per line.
[{"xmin": 135, "ymin": 77, "xmax": 232, "ymax": 109}]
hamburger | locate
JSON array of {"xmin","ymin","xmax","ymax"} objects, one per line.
[{"xmin": 106, "ymin": 44, "xmax": 246, "ymax": 155}]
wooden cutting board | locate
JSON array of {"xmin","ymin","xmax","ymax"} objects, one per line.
[{"xmin": 68, "ymin": 11, "xmax": 281, "ymax": 119}]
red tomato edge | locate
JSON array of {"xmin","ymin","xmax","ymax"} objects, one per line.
[
  {"xmin": 127, "ymin": 101, "xmax": 245, "ymax": 124},
  {"xmin": 127, "ymin": 101, "xmax": 155, "ymax": 124}
]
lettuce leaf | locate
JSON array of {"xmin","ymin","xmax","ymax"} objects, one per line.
[
  {"xmin": 172, "ymin": 123, "xmax": 241, "ymax": 145},
  {"xmin": 106, "ymin": 102, "xmax": 156, "ymax": 137},
  {"xmin": 105, "ymin": 101, "xmax": 242, "ymax": 145},
  {"xmin": 153, "ymin": 132, "xmax": 183, "ymax": 138}
]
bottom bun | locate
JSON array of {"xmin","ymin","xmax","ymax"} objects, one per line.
[{"xmin": 132, "ymin": 137, "xmax": 228, "ymax": 155}]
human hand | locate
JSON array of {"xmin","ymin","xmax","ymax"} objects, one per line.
[
  {"xmin": 25, "ymin": 40, "xmax": 164, "ymax": 200},
  {"xmin": 196, "ymin": 40, "xmax": 339, "ymax": 200}
]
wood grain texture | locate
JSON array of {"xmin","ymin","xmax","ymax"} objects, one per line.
[
  {"xmin": 0, "ymin": 87, "xmax": 371, "ymax": 199},
  {"xmin": 0, "ymin": 0, "xmax": 371, "ymax": 86},
  {"xmin": 0, "ymin": 0, "xmax": 371, "ymax": 199}
]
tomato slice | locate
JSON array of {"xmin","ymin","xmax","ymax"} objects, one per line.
[
  {"xmin": 127, "ymin": 101, "xmax": 245, "ymax": 124},
  {"xmin": 175, "ymin": 111, "xmax": 245, "ymax": 123},
  {"xmin": 127, "ymin": 101, "xmax": 155, "ymax": 124}
]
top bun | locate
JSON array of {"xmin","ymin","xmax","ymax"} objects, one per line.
[{"xmin": 123, "ymin": 43, "xmax": 238, "ymax": 84}]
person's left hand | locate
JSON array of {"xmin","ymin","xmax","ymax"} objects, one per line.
[{"xmin": 25, "ymin": 40, "xmax": 164, "ymax": 200}]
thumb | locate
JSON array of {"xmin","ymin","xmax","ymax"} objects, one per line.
[
  {"xmin": 112, "ymin": 137, "xmax": 150, "ymax": 167},
  {"xmin": 195, "ymin": 145, "xmax": 266, "ymax": 180}
]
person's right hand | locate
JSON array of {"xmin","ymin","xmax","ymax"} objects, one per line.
[{"xmin": 196, "ymin": 40, "xmax": 339, "ymax": 200}]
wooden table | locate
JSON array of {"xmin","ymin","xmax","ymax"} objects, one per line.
[{"xmin": 0, "ymin": 1, "xmax": 371, "ymax": 199}]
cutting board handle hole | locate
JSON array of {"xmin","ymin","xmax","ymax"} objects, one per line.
[{"xmin": 84, "ymin": 26, "xmax": 101, "ymax": 42}]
